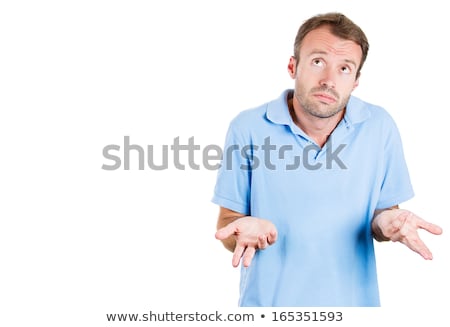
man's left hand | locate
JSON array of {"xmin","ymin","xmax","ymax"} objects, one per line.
[{"xmin": 372, "ymin": 209, "xmax": 443, "ymax": 260}]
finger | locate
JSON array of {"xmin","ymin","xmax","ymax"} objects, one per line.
[
  {"xmin": 267, "ymin": 230, "xmax": 278, "ymax": 245},
  {"xmin": 242, "ymin": 246, "xmax": 256, "ymax": 268},
  {"xmin": 391, "ymin": 211, "xmax": 408, "ymax": 231},
  {"xmin": 215, "ymin": 222, "xmax": 237, "ymax": 240},
  {"xmin": 405, "ymin": 234, "xmax": 433, "ymax": 260},
  {"xmin": 232, "ymin": 244, "xmax": 246, "ymax": 267},
  {"xmin": 257, "ymin": 234, "xmax": 268, "ymax": 249},
  {"xmin": 418, "ymin": 220, "xmax": 443, "ymax": 235},
  {"xmin": 395, "ymin": 223, "xmax": 434, "ymax": 260},
  {"xmin": 405, "ymin": 212, "xmax": 443, "ymax": 236}
]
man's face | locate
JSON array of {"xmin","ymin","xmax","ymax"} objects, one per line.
[{"xmin": 288, "ymin": 26, "xmax": 362, "ymax": 118}]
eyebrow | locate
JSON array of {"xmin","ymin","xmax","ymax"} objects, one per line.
[{"xmin": 308, "ymin": 50, "xmax": 358, "ymax": 69}]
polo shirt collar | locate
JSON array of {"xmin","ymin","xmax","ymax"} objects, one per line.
[
  {"xmin": 344, "ymin": 95, "xmax": 371, "ymax": 125},
  {"xmin": 265, "ymin": 89, "xmax": 294, "ymax": 126}
]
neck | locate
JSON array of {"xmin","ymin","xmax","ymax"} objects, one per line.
[{"xmin": 288, "ymin": 96, "xmax": 344, "ymax": 148}]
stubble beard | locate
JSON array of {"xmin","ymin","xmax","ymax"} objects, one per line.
[{"xmin": 294, "ymin": 86, "xmax": 350, "ymax": 119}]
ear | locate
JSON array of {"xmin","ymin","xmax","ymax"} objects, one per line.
[
  {"xmin": 287, "ymin": 56, "xmax": 297, "ymax": 79},
  {"xmin": 352, "ymin": 76, "xmax": 360, "ymax": 91}
]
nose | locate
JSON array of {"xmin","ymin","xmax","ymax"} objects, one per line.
[{"xmin": 319, "ymin": 68, "xmax": 336, "ymax": 89}]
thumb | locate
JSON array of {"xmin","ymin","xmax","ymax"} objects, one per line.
[{"xmin": 215, "ymin": 222, "xmax": 237, "ymax": 240}]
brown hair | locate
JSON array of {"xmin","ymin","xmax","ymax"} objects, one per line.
[{"xmin": 293, "ymin": 12, "xmax": 369, "ymax": 78}]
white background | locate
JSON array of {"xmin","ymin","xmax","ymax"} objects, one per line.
[{"xmin": 1, "ymin": 1, "xmax": 448, "ymax": 326}]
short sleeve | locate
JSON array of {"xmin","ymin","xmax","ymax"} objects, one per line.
[
  {"xmin": 376, "ymin": 117, "xmax": 415, "ymax": 209},
  {"xmin": 211, "ymin": 119, "xmax": 252, "ymax": 215}
]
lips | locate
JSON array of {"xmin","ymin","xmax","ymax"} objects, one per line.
[{"xmin": 313, "ymin": 92, "xmax": 337, "ymax": 104}]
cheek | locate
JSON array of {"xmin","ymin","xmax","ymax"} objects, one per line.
[
  {"xmin": 295, "ymin": 69, "xmax": 317, "ymax": 86},
  {"xmin": 294, "ymin": 76, "xmax": 310, "ymax": 94},
  {"xmin": 339, "ymin": 76, "xmax": 358, "ymax": 92}
]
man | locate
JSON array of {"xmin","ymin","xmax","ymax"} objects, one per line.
[{"xmin": 212, "ymin": 12, "xmax": 443, "ymax": 306}]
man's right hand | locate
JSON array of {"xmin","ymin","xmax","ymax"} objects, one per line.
[{"xmin": 215, "ymin": 216, "xmax": 277, "ymax": 268}]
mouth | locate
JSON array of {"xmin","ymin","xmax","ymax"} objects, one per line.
[{"xmin": 313, "ymin": 92, "xmax": 337, "ymax": 104}]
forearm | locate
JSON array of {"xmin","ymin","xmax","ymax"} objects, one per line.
[
  {"xmin": 371, "ymin": 205, "xmax": 399, "ymax": 242},
  {"xmin": 219, "ymin": 232, "xmax": 237, "ymax": 252},
  {"xmin": 216, "ymin": 207, "xmax": 245, "ymax": 252},
  {"xmin": 371, "ymin": 213, "xmax": 390, "ymax": 242}
]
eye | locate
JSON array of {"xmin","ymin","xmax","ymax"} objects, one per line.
[
  {"xmin": 341, "ymin": 66, "xmax": 351, "ymax": 74},
  {"xmin": 312, "ymin": 59, "xmax": 324, "ymax": 67}
]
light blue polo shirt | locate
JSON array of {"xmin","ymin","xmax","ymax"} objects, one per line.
[{"xmin": 212, "ymin": 89, "xmax": 414, "ymax": 307}]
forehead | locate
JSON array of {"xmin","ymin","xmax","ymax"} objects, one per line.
[{"xmin": 300, "ymin": 26, "xmax": 362, "ymax": 63}]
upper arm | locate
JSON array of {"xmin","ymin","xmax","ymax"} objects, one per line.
[
  {"xmin": 376, "ymin": 114, "xmax": 414, "ymax": 208},
  {"xmin": 211, "ymin": 119, "xmax": 252, "ymax": 215}
]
